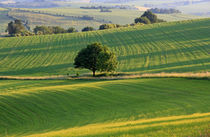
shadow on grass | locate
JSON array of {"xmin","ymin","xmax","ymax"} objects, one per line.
[
  {"xmin": 0, "ymin": 63, "xmax": 74, "ymax": 76},
  {"xmin": 122, "ymin": 58, "xmax": 210, "ymax": 73}
]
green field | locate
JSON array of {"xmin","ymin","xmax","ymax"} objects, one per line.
[
  {"xmin": 7, "ymin": 9, "xmax": 103, "ymax": 32},
  {"xmin": 0, "ymin": 78, "xmax": 209, "ymax": 137},
  {"xmin": 0, "ymin": 18, "xmax": 209, "ymax": 76},
  {"xmin": 8, "ymin": 7, "xmax": 203, "ymax": 32},
  {"xmin": 0, "ymin": 11, "xmax": 210, "ymax": 137},
  {"xmin": 0, "ymin": 8, "xmax": 12, "ymax": 34}
]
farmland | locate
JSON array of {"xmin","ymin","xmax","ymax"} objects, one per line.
[
  {"xmin": 20, "ymin": 7, "xmax": 202, "ymax": 23},
  {"xmin": 0, "ymin": 6, "xmax": 204, "ymax": 34},
  {"xmin": 0, "ymin": 18, "xmax": 209, "ymax": 76},
  {"xmin": 0, "ymin": 10, "xmax": 210, "ymax": 136},
  {"xmin": 0, "ymin": 8, "xmax": 12, "ymax": 34},
  {"xmin": 0, "ymin": 78, "xmax": 210, "ymax": 137},
  {"xmin": 7, "ymin": 7, "xmax": 203, "ymax": 32}
]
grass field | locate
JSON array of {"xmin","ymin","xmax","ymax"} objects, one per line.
[
  {"xmin": 0, "ymin": 78, "xmax": 209, "ymax": 137},
  {"xmin": 0, "ymin": 8, "xmax": 210, "ymax": 137},
  {"xmin": 0, "ymin": 18, "xmax": 209, "ymax": 76},
  {"xmin": 0, "ymin": 9, "xmax": 12, "ymax": 34},
  {"xmin": 7, "ymin": 9, "xmax": 103, "ymax": 31},
  {"xmin": 8, "ymin": 8, "xmax": 203, "ymax": 31}
]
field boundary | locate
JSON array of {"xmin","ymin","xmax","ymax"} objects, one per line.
[{"xmin": 0, "ymin": 72, "xmax": 209, "ymax": 80}]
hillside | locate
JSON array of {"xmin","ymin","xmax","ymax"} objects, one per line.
[
  {"xmin": 0, "ymin": 8, "xmax": 11, "ymax": 34},
  {"xmin": 0, "ymin": 78, "xmax": 210, "ymax": 136},
  {"xmin": 0, "ymin": 18, "xmax": 209, "ymax": 76},
  {"xmin": 8, "ymin": 8, "xmax": 203, "ymax": 30}
]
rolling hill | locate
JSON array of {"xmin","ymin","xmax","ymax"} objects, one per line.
[
  {"xmin": 0, "ymin": 8, "xmax": 12, "ymax": 34},
  {"xmin": 0, "ymin": 18, "xmax": 209, "ymax": 76},
  {"xmin": 8, "ymin": 8, "xmax": 203, "ymax": 31},
  {"xmin": 0, "ymin": 78, "xmax": 210, "ymax": 137},
  {"xmin": 0, "ymin": 17, "xmax": 210, "ymax": 137}
]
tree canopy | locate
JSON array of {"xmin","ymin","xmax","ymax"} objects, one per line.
[
  {"xmin": 67, "ymin": 27, "xmax": 78, "ymax": 33},
  {"xmin": 74, "ymin": 43, "xmax": 118, "ymax": 76},
  {"xmin": 82, "ymin": 27, "xmax": 95, "ymax": 32},
  {"xmin": 141, "ymin": 11, "xmax": 158, "ymax": 24},
  {"xmin": 135, "ymin": 17, "xmax": 151, "ymax": 24},
  {"xmin": 99, "ymin": 24, "xmax": 121, "ymax": 30},
  {"xmin": 6, "ymin": 19, "xmax": 27, "ymax": 35},
  {"xmin": 135, "ymin": 11, "xmax": 165, "ymax": 24}
]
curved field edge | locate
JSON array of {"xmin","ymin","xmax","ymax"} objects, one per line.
[
  {"xmin": 0, "ymin": 18, "xmax": 210, "ymax": 76},
  {"xmin": 0, "ymin": 72, "xmax": 209, "ymax": 80},
  {"xmin": 0, "ymin": 78, "xmax": 209, "ymax": 136},
  {"xmin": 25, "ymin": 113, "xmax": 210, "ymax": 137}
]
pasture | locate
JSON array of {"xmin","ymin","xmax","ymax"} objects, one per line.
[
  {"xmin": 8, "ymin": 7, "xmax": 203, "ymax": 31},
  {"xmin": 0, "ymin": 18, "xmax": 209, "ymax": 76},
  {"xmin": 0, "ymin": 78, "xmax": 209, "ymax": 136},
  {"xmin": 0, "ymin": 9, "xmax": 12, "ymax": 34},
  {"xmin": 0, "ymin": 9, "xmax": 210, "ymax": 137}
]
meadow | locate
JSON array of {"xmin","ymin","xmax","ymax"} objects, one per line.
[
  {"xmin": 0, "ymin": 8, "xmax": 12, "ymax": 34},
  {"xmin": 0, "ymin": 9, "xmax": 210, "ymax": 137},
  {"xmin": 8, "ymin": 7, "xmax": 203, "ymax": 32},
  {"xmin": 130, "ymin": 0, "xmax": 210, "ymax": 16},
  {"xmin": 7, "ymin": 9, "xmax": 102, "ymax": 32},
  {"xmin": 0, "ymin": 78, "xmax": 209, "ymax": 137},
  {"xmin": 0, "ymin": 18, "xmax": 209, "ymax": 76}
]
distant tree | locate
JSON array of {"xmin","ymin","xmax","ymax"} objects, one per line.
[
  {"xmin": 67, "ymin": 27, "xmax": 77, "ymax": 33},
  {"xmin": 6, "ymin": 19, "xmax": 26, "ymax": 35},
  {"xmin": 99, "ymin": 24, "xmax": 121, "ymax": 30},
  {"xmin": 51, "ymin": 26, "xmax": 66, "ymax": 34},
  {"xmin": 135, "ymin": 17, "xmax": 151, "ymax": 24},
  {"xmin": 141, "ymin": 10, "xmax": 158, "ymax": 23},
  {"xmin": 34, "ymin": 26, "xmax": 79, "ymax": 35},
  {"xmin": 74, "ymin": 43, "xmax": 118, "ymax": 76},
  {"xmin": 82, "ymin": 27, "xmax": 95, "ymax": 32},
  {"xmin": 34, "ymin": 26, "xmax": 53, "ymax": 35},
  {"xmin": 134, "ymin": 10, "xmax": 165, "ymax": 24},
  {"xmin": 149, "ymin": 8, "xmax": 181, "ymax": 14}
]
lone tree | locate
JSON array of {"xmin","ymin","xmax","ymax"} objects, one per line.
[
  {"xmin": 134, "ymin": 10, "xmax": 165, "ymax": 24},
  {"xmin": 74, "ymin": 43, "xmax": 118, "ymax": 76},
  {"xmin": 141, "ymin": 10, "xmax": 158, "ymax": 23},
  {"xmin": 6, "ymin": 19, "xmax": 26, "ymax": 35},
  {"xmin": 67, "ymin": 27, "xmax": 77, "ymax": 33}
]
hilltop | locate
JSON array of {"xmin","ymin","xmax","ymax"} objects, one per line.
[{"xmin": 0, "ymin": 18, "xmax": 209, "ymax": 76}]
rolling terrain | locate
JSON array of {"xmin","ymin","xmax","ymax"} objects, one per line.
[
  {"xmin": 0, "ymin": 18, "xmax": 209, "ymax": 76},
  {"xmin": 9, "ymin": 8, "xmax": 203, "ymax": 30},
  {"xmin": 0, "ymin": 78, "xmax": 209, "ymax": 137},
  {"xmin": 0, "ymin": 13, "xmax": 210, "ymax": 137},
  {"xmin": 0, "ymin": 8, "xmax": 11, "ymax": 34}
]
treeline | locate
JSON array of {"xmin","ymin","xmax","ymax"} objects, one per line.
[
  {"xmin": 100, "ymin": 9, "xmax": 112, "ymax": 12},
  {"xmin": 6, "ymin": 11, "xmax": 166, "ymax": 37},
  {"xmin": 6, "ymin": 20, "xmax": 125, "ymax": 37},
  {"xmin": 34, "ymin": 26, "xmax": 78, "ymax": 35},
  {"xmin": 149, "ymin": 8, "xmax": 181, "ymax": 14},
  {"xmin": 6, "ymin": 20, "xmax": 33, "ymax": 37},
  {"xmin": 6, "ymin": 20, "xmax": 78, "ymax": 37}
]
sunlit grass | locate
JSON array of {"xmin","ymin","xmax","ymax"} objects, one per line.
[
  {"xmin": 25, "ymin": 113, "xmax": 210, "ymax": 137},
  {"xmin": 0, "ymin": 78, "xmax": 209, "ymax": 136},
  {"xmin": 0, "ymin": 19, "xmax": 209, "ymax": 76}
]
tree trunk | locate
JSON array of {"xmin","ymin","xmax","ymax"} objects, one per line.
[{"xmin": 93, "ymin": 70, "xmax": 96, "ymax": 77}]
